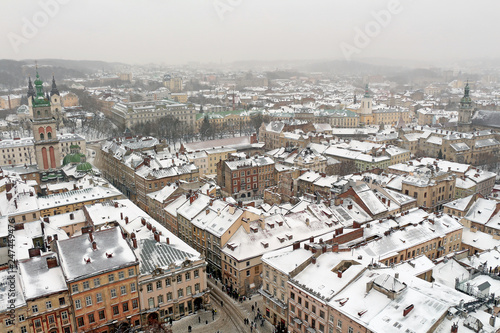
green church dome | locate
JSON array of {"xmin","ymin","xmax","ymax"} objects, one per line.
[
  {"xmin": 76, "ymin": 162, "xmax": 93, "ymax": 172},
  {"xmin": 63, "ymin": 153, "xmax": 85, "ymax": 166}
]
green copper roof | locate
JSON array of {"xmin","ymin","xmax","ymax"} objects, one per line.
[
  {"xmin": 32, "ymin": 71, "xmax": 51, "ymax": 107},
  {"xmin": 76, "ymin": 162, "xmax": 92, "ymax": 172},
  {"xmin": 63, "ymin": 153, "xmax": 84, "ymax": 166}
]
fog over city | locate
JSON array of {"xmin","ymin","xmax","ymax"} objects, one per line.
[{"xmin": 2, "ymin": 0, "xmax": 500, "ymax": 66}]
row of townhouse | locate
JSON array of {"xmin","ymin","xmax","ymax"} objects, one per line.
[
  {"xmin": 0, "ymin": 197, "xmax": 210, "ymax": 333},
  {"xmin": 261, "ymin": 210, "xmax": 467, "ymax": 333}
]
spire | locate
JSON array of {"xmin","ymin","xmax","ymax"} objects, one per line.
[
  {"xmin": 50, "ymin": 75, "xmax": 60, "ymax": 96},
  {"xmin": 27, "ymin": 76, "xmax": 35, "ymax": 98},
  {"xmin": 464, "ymin": 80, "xmax": 470, "ymax": 98}
]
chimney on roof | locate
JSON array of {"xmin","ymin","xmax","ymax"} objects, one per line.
[
  {"xmin": 293, "ymin": 241, "xmax": 300, "ymax": 251},
  {"xmin": 28, "ymin": 248, "xmax": 41, "ymax": 258},
  {"xmin": 190, "ymin": 195, "xmax": 195, "ymax": 205},
  {"xmin": 43, "ymin": 217, "xmax": 49, "ymax": 223},
  {"xmin": 311, "ymin": 257, "xmax": 316, "ymax": 264},
  {"xmin": 141, "ymin": 218, "xmax": 146, "ymax": 226},
  {"xmin": 238, "ymin": 200, "xmax": 243, "ymax": 208},
  {"xmin": 106, "ymin": 252, "xmax": 113, "ymax": 258},
  {"xmin": 88, "ymin": 232, "xmax": 94, "ymax": 242},
  {"xmin": 120, "ymin": 212, "xmax": 123, "ymax": 220},
  {"xmin": 54, "ymin": 234, "xmax": 58, "ymax": 241},
  {"xmin": 387, "ymin": 200, "xmax": 391, "ymax": 207},
  {"xmin": 14, "ymin": 199, "xmax": 17, "ymax": 209},
  {"xmin": 154, "ymin": 232, "xmax": 160, "ymax": 242},
  {"xmin": 132, "ymin": 238, "xmax": 138, "ymax": 249},
  {"xmin": 114, "ymin": 202, "xmax": 118, "ymax": 208},
  {"xmin": 125, "ymin": 216, "xmax": 129, "ymax": 224},
  {"xmin": 69, "ymin": 213, "xmax": 74, "ymax": 220},
  {"xmin": 337, "ymin": 271, "xmax": 342, "ymax": 278},
  {"xmin": 85, "ymin": 258, "xmax": 91, "ymax": 264},
  {"xmin": 451, "ymin": 323, "xmax": 458, "ymax": 333},
  {"xmin": 309, "ymin": 236, "xmax": 314, "ymax": 243},
  {"xmin": 46, "ymin": 257, "xmax": 58, "ymax": 268},
  {"xmin": 147, "ymin": 222, "xmax": 152, "ymax": 230},
  {"xmin": 206, "ymin": 208, "xmax": 210, "ymax": 215},
  {"xmin": 347, "ymin": 204, "xmax": 352, "ymax": 210},
  {"xmin": 403, "ymin": 304, "xmax": 414, "ymax": 317},
  {"xmin": 166, "ymin": 237, "xmax": 170, "ymax": 245},
  {"xmin": 92, "ymin": 241, "xmax": 97, "ymax": 250}
]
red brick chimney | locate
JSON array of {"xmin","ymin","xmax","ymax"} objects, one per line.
[
  {"xmin": 403, "ymin": 304, "xmax": 414, "ymax": 317},
  {"xmin": 132, "ymin": 238, "xmax": 137, "ymax": 249},
  {"xmin": 92, "ymin": 241, "xmax": 97, "ymax": 250},
  {"xmin": 46, "ymin": 257, "xmax": 58, "ymax": 269},
  {"xmin": 28, "ymin": 248, "xmax": 41, "ymax": 258}
]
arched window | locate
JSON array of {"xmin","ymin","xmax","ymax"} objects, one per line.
[
  {"xmin": 37, "ymin": 110, "xmax": 40, "ymax": 116},
  {"xmin": 40, "ymin": 133, "xmax": 44, "ymax": 140},
  {"xmin": 47, "ymin": 132, "xmax": 52, "ymax": 139}
]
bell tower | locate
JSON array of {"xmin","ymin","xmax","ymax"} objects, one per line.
[
  {"xmin": 29, "ymin": 66, "xmax": 61, "ymax": 171},
  {"xmin": 358, "ymin": 84, "xmax": 374, "ymax": 125},
  {"xmin": 458, "ymin": 82, "xmax": 474, "ymax": 131}
]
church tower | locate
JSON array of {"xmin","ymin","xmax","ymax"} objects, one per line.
[
  {"xmin": 458, "ymin": 82, "xmax": 474, "ymax": 127},
  {"xmin": 358, "ymin": 84, "xmax": 374, "ymax": 125},
  {"xmin": 28, "ymin": 69, "xmax": 62, "ymax": 170},
  {"xmin": 50, "ymin": 76, "xmax": 63, "ymax": 129}
]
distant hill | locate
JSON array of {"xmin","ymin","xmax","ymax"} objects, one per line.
[{"xmin": 0, "ymin": 59, "xmax": 127, "ymax": 90}]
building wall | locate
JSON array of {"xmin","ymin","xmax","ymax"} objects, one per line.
[
  {"xmin": 70, "ymin": 265, "xmax": 140, "ymax": 332},
  {"xmin": 138, "ymin": 260, "xmax": 209, "ymax": 322}
]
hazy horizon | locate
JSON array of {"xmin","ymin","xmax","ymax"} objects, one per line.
[{"xmin": 2, "ymin": 0, "xmax": 500, "ymax": 67}]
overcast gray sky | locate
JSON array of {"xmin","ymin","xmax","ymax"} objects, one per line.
[{"xmin": 1, "ymin": 0, "xmax": 499, "ymax": 65}]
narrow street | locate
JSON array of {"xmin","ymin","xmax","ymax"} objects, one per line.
[{"xmin": 171, "ymin": 278, "xmax": 274, "ymax": 333}]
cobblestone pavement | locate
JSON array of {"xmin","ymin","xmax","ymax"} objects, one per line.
[{"xmin": 171, "ymin": 278, "xmax": 274, "ymax": 333}]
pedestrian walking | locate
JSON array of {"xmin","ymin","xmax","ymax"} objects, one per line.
[
  {"xmin": 188, "ymin": 325, "xmax": 192, "ymax": 332},
  {"xmin": 252, "ymin": 305, "xmax": 254, "ymax": 312},
  {"xmin": 198, "ymin": 316, "xmax": 201, "ymax": 323}
]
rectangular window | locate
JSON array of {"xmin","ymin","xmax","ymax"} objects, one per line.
[
  {"xmin": 123, "ymin": 302, "xmax": 129, "ymax": 312},
  {"xmin": 132, "ymin": 299, "xmax": 139, "ymax": 309},
  {"xmin": 61, "ymin": 312, "xmax": 68, "ymax": 320},
  {"xmin": 72, "ymin": 284, "xmax": 79, "ymax": 293},
  {"xmin": 156, "ymin": 280, "xmax": 162, "ymax": 289},
  {"xmin": 77, "ymin": 317, "xmax": 84, "ymax": 327},
  {"xmin": 185, "ymin": 272, "xmax": 191, "ymax": 280},
  {"xmin": 111, "ymin": 288, "xmax": 117, "ymax": 298},
  {"xmin": 121, "ymin": 286, "xmax": 127, "ymax": 295},
  {"xmin": 88, "ymin": 313, "xmax": 95, "ymax": 324},
  {"xmin": 46, "ymin": 301, "xmax": 52, "ymax": 309},
  {"xmin": 178, "ymin": 288, "xmax": 184, "ymax": 298},
  {"xmin": 85, "ymin": 295, "xmax": 92, "ymax": 306},
  {"xmin": 99, "ymin": 310, "xmax": 105, "ymax": 320},
  {"xmin": 83, "ymin": 281, "xmax": 90, "ymax": 290},
  {"xmin": 130, "ymin": 282, "xmax": 136, "ymax": 293},
  {"xmin": 108, "ymin": 274, "xmax": 115, "ymax": 282},
  {"xmin": 186, "ymin": 286, "xmax": 192, "ymax": 295},
  {"xmin": 128, "ymin": 268, "xmax": 135, "ymax": 276},
  {"xmin": 96, "ymin": 293, "xmax": 103, "ymax": 303},
  {"xmin": 94, "ymin": 277, "xmax": 100, "ymax": 287},
  {"xmin": 74, "ymin": 300, "xmax": 81, "ymax": 310},
  {"xmin": 167, "ymin": 292, "xmax": 172, "ymax": 301},
  {"xmin": 118, "ymin": 271, "xmax": 125, "ymax": 280},
  {"xmin": 113, "ymin": 305, "xmax": 119, "ymax": 315}
]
